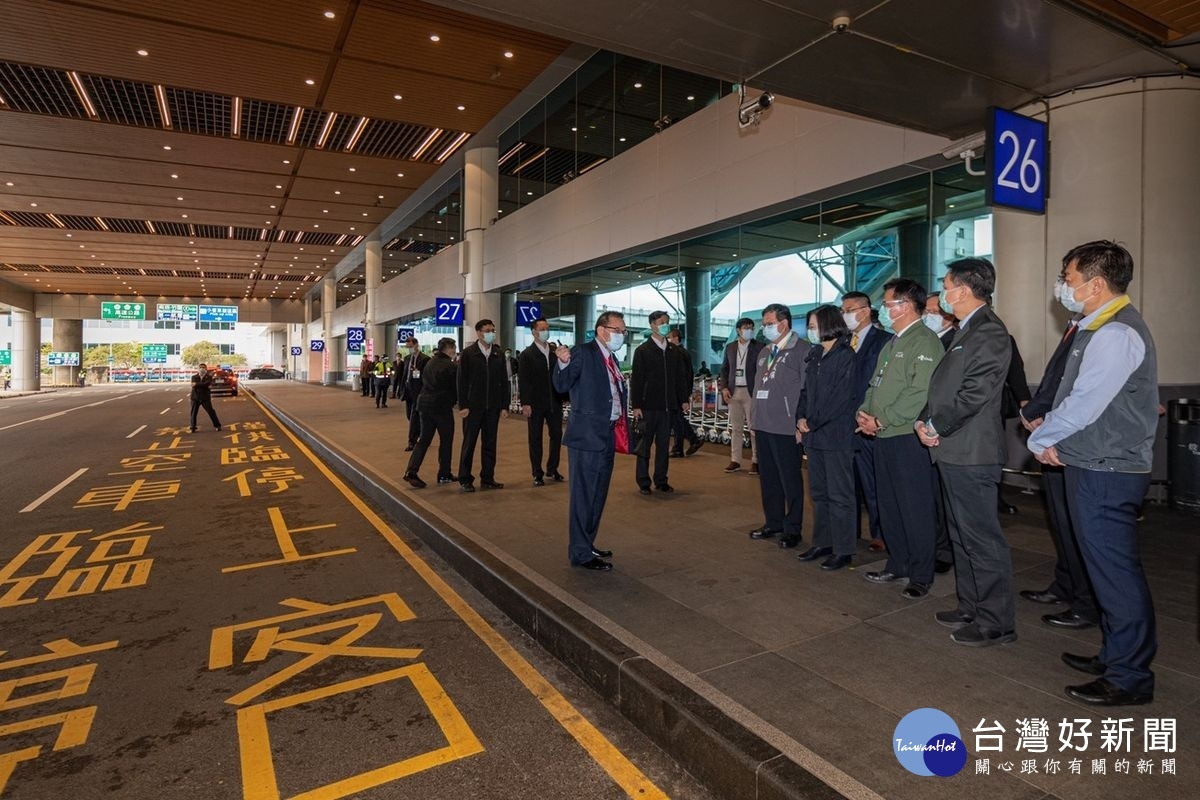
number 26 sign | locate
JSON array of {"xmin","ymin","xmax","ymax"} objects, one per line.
[{"xmin": 987, "ymin": 107, "xmax": 1048, "ymax": 214}]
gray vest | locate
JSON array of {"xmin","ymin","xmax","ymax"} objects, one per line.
[{"xmin": 1053, "ymin": 302, "xmax": 1157, "ymax": 473}]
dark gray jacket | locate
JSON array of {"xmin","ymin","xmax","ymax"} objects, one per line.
[{"xmin": 751, "ymin": 331, "xmax": 811, "ymax": 436}]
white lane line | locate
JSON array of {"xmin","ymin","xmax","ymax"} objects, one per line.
[
  {"xmin": 159, "ymin": 407, "xmax": 171, "ymax": 415},
  {"xmin": 20, "ymin": 468, "xmax": 88, "ymax": 513},
  {"xmin": 175, "ymin": 398, "xmax": 184, "ymax": 404},
  {"xmin": 126, "ymin": 424, "xmax": 147, "ymax": 439},
  {"xmin": 37, "ymin": 399, "xmax": 54, "ymax": 404},
  {"xmin": 0, "ymin": 392, "xmax": 138, "ymax": 432}
]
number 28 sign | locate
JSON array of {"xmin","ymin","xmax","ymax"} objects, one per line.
[{"xmin": 987, "ymin": 107, "xmax": 1048, "ymax": 214}]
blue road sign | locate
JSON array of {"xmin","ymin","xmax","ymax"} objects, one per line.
[{"xmin": 987, "ymin": 107, "xmax": 1048, "ymax": 214}]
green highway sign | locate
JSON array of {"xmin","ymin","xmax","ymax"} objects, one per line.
[
  {"xmin": 156, "ymin": 303, "xmax": 198, "ymax": 322},
  {"xmin": 101, "ymin": 301, "xmax": 146, "ymax": 320},
  {"xmin": 141, "ymin": 344, "xmax": 168, "ymax": 364}
]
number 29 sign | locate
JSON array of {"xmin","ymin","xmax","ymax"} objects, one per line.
[{"xmin": 987, "ymin": 107, "xmax": 1048, "ymax": 214}]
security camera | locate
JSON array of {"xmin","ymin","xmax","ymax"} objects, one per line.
[
  {"xmin": 941, "ymin": 132, "xmax": 987, "ymax": 176},
  {"xmin": 737, "ymin": 87, "xmax": 774, "ymax": 129},
  {"xmin": 832, "ymin": 15, "xmax": 851, "ymax": 33}
]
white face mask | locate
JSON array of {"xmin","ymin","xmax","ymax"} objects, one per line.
[
  {"xmin": 739, "ymin": 328, "xmax": 754, "ymax": 342},
  {"xmin": 606, "ymin": 332, "xmax": 625, "ymax": 352},
  {"xmin": 762, "ymin": 323, "xmax": 779, "ymax": 342},
  {"xmin": 842, "ymin": 309, "xmax": 863, "ymax": 331},
  {"xmin": 1057, "ymin": 279, "xmax": 1086, "ymax": 313},
  {"xmin": 533, "ymin": 328, "xmax": 546, "ymax": 342},
  {"xmin": 922, "ymin": 313, "xmax": 944, "ymax": 333}
]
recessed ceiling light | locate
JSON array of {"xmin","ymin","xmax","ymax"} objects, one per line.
[
  {"xmin": 396, "ymin": 172, "xmax": 404, "ymax": 178},
  {"xmin": 163, "ymin": 145, "xmax": 172, "ymax": 150},
  {"xmin": 182, "ymin": 214, "xmax": 188, "ymax": 218},
  {"xmin": 619, "ymin": 137, "xmax": 626, "ymax": 142},
  {"xmin": 29, "ymin": 202, "xmax": 37, "ymax": 207},
  {"xmin": 348, "ymin": 167, "xmax": 356, "ymax": 172},
  {"xmin": 504, "ymin": 50, "xmax": 514, "ymax": 58},
  {"xmin": 393, "ymin": 94, "xmax": 403, "ymax": 100},
  {"xmin": 283, "ymin": 159, "xmax": 290, "ymax": 164},
  {"xmin": 305, "ymin": 79, "xmax": 315, "ymax": 86},
  {"xmin": 429, "ymin": 34, "xmax": 440, "ymax": 42},
  {"xmin": 362, "ymin": 212, "xmax": 368, "ymax": 216},
  {"xmin": 66, "ymin": 233, "xmax": 72, "ymax": 238},
  {"xmin": 270, "ymin": 205, "xmax": 276, "ymax": 209},
  {"xmin": 377, "ymin": 194, "xmax": 384, "ymax": 199},
  {"xmin": 137, "ymin": 49, "xmax": 149, "ymax": 56},
  {"xmin": 350, "ymin": 227, "xmax": 355, "ymax": 231},
  {"xmin": 457, "ymin": 105, "xmax": 465, "ymax": 111},
  {"xmin": 687, "ymin": 95, "xmax": 695, "ymax": 101},
  {"xmin": 171, "ymin": 173, "xmax": 179, "ymax": 179},
  {"xmin": 275, "ymin": 184, "xmax": 283, "ymax": 189},
  {"xmin": 323, "ymin": 10, "xmax": 335, "ymax": 18},
  {"xmin": 4, "ymin": 181, "xmax": 12, "ymax": 186},
  {"xmin": 176, "ymin": 196, "xmax": 183, "ymax": 201},
  {"xmin": 571, "ymin": 126, "xmax": 577, "ymax": 132},
  {"xmin": 634, "ymin": 82, "xmax": 643, "ymax": 89}
]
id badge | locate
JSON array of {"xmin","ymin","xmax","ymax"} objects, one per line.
[
  {"xmin": 735, "ymin": 368, "xmax": 745, "ymax": 379},
  {"xmin": 412, "ymin": 369, "xmax": 421, "ymax": 379},
  {"xmin": 871, "ymin": 374, "xmax": 882, "ymax": 387},
  {"xmin": 756, "ymin": 389, "xmax": 769, "ymax": 400}
]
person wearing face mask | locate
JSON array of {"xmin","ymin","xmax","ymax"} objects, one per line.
[
  {"xmin": 924, "ymin": 293, "xmax": 958, "ymax": 350},
  {"xmin": 553, "ymin": 311, "xmax": 629, "ymax": 571},
  {"xmin": 519, "ymin": 317, "xmax": 566, "ymax": 486},
  {"xmin": 399, "ymin": 337, "xmax": 430, "ymax": 451},
  {"xmin": 916, "ymin": 259, "xmax": 1015, "ymax": 645},
  {"xmin": 630, "ymin": 311, "xmax": 691, "ymax": 495},
  {"xmin": 666, "ymin": 328, "xmax": 704, "ymax": 458},
  {"xmin": 840, "ymin": 291, "xmax": 890, "ymax": 554},
  {"xmin": 795, "ymin": 306, "xmax": 858, "ymax": 570},
  {"xmin": 748, "ymin": 303, "xmax": 808, "ymax": 548},
  {"xmin": 403, "ymin": 338, "xmax": 459, "ymax": 488},
  {"xmin": 857, "ymin": 278, "xmax": 943, "ymax": 598},
  {"xmin": 456, "ymin": 319, "xmax": 508, "ymax": 493},
  {"xmin": 1027, "ymin": 240, "xmax": 1159, "ymax": 707},
  {"xmin": 718, "ymin": 318, "xmax": 764, "ymax": 473}
]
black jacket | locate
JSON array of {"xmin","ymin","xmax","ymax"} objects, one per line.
[
  {"xmin": 518, "ymin": 342, "xmax": 564, "ymax": 412},
  {"xmin": 1000, "ymin": 335, "xmax": 1031, "ymax": 420},
  {"xmin": 798, "ymin": 339, "xmax": 857, "ymax": 451},
  {"xmin": 718, "ymin": 338, "xmax": 764, "ymax": 392},
  {"xmin": 190, "ymin": 371, "xmax": 213, "ymax": 402},
  {"xmin": 851, "ymin": 325, "xmax": 889, "ymax": 406},
  {"xmin": 1022, "ymin": 319, "xmax": 1081, "ymax": 423},
  {"xmin": 629, "ymin": 338, "xmax": 690, "ymax": 412},
  {"xmin": 457, "ymin": 342, "xmax": 508, "ymax": 412},
  {"xmin": 399, "ymin": 350, "xmax": 431, "ymax": 401},
  {"xmin": 417, "ymin": 352, "xmax": 457, "ymax": 413}
]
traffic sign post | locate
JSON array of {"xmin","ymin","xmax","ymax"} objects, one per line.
[
  {"xmin": 141, "ymin": 344, "xmax": 167, "ymax": 364},
  {"xmin": 198, "ymin": 304, "xmax": 239, "ymax": 323},
  {"xmin": 289, "ymin": 345, "xmax": 302, "ymax": 379},
  {"xmin": 310, "ymin": 340, "xmax": 326, "ymax": 352},
  {"xmin": 987, "ymin": 107, "xmax": 1048, "ymax": 214},
  {"xmin": 0, "ymin": 350, "xmax": 10, "ymax": 367},
  {"xmin": 156, "ymin": 303, "xmax": 199, "ymax": 322}
]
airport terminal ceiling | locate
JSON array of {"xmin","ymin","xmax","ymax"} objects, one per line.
[{"xmin": 2, "ymin": 0, "xmax": 1198, "ymax": 309}]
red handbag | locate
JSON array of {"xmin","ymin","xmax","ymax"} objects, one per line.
[{"xmin": 613, "ymin": 414, "xmax": 630, "ymax": 454}]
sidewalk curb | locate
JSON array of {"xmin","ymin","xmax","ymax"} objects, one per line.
[{"xmin": 255, "ymin": 390, "xmax": 845, "ymax": 800}]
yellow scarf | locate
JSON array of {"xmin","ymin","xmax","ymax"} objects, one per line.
[{"xmin": 1084, "ymin": 295, "xmax": 1130, "ymax": 331}]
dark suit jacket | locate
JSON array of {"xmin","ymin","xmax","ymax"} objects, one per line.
[
  {"xmin": 400, "ymin": 351, "xmax": 430, "ymax": 401},
  {"xmin": 922, "ymin": 305, "xmax": 1013, "ymax": 465},
  {"xmin": 1022, "ymin": 319, "xmax": 1080, "ymax": 423},
  {"xmin": 937, "ymin": 327, "xmax": 957, "ymax": 352},
  {"xmin": 553, "ymin": 340, "xmax": 625, "ymax": 452},
  {"xmin": 416, "ymin": 352, "xmax": 456, "ymax": 413},
  {"xmin": 851, "ymin": 325, "xmax": 889, "ymax": 406},
  {"xmin": 457, "ymin": 342, "xmax": 508, "ymax": 412},
  {"xmin": 798, "ymin": 340, "xmax": 857, "ymax": 451},
  {"xmin": 718, "ymin": 338, "xmax": 764, "ymax": 392},
  {"xmin": 518, "ymin": 342, "xmax": 564, "ymax": 412},
  {"xmin": 1000, "ymin": 335, "xmax": 1032, "ymax": 419},
  {"xmin": 629, "ymin": 339, "xmax": 689, "ymax": 412}
]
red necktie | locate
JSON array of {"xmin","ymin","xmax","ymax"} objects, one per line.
[{"xmin": 1061, "ymin": 321, "xmax": 1078, "ymax": 344}]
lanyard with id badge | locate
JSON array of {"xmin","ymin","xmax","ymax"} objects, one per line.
[{"xmin": 756, "ymin": 341, "xmax": 785, "ymax": 400}]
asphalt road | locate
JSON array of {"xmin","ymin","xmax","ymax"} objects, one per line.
[{"xmin": 0, "ymin": 385, "xmax": 714, "ymax": 800}]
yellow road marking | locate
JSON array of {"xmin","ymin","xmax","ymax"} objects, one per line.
[{"xmin": 251, "ymin": 394, "xmax": 669, "ymax": 800}]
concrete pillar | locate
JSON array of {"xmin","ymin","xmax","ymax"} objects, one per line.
[
  {"xmin": 993, "ymin": 76, "xmax": 1200, "ymax": 388},
  {"xmin": 574, "ymin": 293, "xmax": 596, "ymax": 344},
  {"xmin": 684, "ymin": 269, "xmax": 714, "ymax": 366},
  {"xmin": 11, "ymin": 309, "xmax": 40, "ymax": 392},
  {"xmin": 364, "ymin": 232, "xmax": 384, "ymax": 355},
  {"xmin": 500, "ymin": 291, "xmax": 517, "ymax": 350},
  {"xmin": 51, "ymin": 318, "xmax": 83, "ymax": 386},
  {"xmin": 463, "ymin": 144, "xmax": 500, "ymax": 338},
  {"xmin": 270, "ymin": 329, "xmax": 287, "ymax": 369},
  {"xmin": 321, "ymin": 275, "xmax": 336, "ymax": 385}
]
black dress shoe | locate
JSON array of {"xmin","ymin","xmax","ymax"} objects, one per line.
[
  {"xmin": 951, "ymin": 624, "xmax": 1017, "ymax": 647},
  {"xmin": 777, "ymin": 535, "xmax": 801, "ymax": 549},
  {"xmin": 481, "ymin": 481, "xmax": 504, "ymax": 490},
  {"xmin": 404, "ymin": 444, "xmax": 414, "ymax": 452},
  {"xmin": 796, "ymin": 546, "xmax": 832, "ymax": 562},
  {"xmin": 548, "ymin": 472, "xmax": 565, "ymax": 482},
  {"xmin": 934, "ymin": 559, "xmax": 953, "ymax": 574},
  {"xmin": 748, "ymin": 527, "xmax": 778, "ymax": 540},
  {"xmin": 533, "ymin": 477, "xmax": 545, "ymax": 486},
  {"xmin": 460, "ymin": 483, "xmax": 475, "ymax": 493},
  {"xmin": 575, "ymin": 557, "xmax": 613, "ymax": 571},
  {"xmin": 655, "ymin": 483, "xmax": 674, "ymax": 493},
  {"xmin": 901, "ymin": 582, "xmax": 931, "ymax": 599},
  {"xmin": 685, "ymin": 440, "xmax": 703, "ymax": 456},
  {"xmin": 669, "ymin": 451, "xmax": 684, "ymax": 458},
  {"xmin": 1043, "ymin": 610, "xmax": 1096, "ymax": 630},
  {"xmin": 1066, "ymin": 678, "xmax": 1151, "ymax": 706},
  {"xmin": 639, "ymin": 487, "xmax": 652, "ymax": 495},
  {"xmin": 591, "ymin": 548, "xmax": 613, "ymax": 558},
  {"xmin": 820, "ymin": 554, "xmax": 853, "ymax": 571},
  {"xmin": 998, "ymin": 500, "xmax": 1017, "ymax": 515},
  {"xmin": 1020, "ymin": 589, "xmax": 1065, "ymax": 605},
  {"xmin": 437, "ymin": 476, "xmax": 455, "ymax": 485},
  {"xmin": 864, "ymin": 570, "xmax": 901, "ymax": 583},
  {"xmin": 935, "ymin": 610, "xmax": 973, "ymax": 629},
  {"xmin": 403, "ymin": 473, "xmax": 426, "ymax": 489},
  {"xmin": 1061, "ymin": 652, "xmax": 1105, "ymax": 676}
]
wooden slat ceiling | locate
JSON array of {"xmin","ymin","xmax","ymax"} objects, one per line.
[
  {"xmin": 0, "ymin": 0, "xmax": 567, "ymax": 301},
  {"xmin": 1072, "ymin": 0, "xmax": 1200, "ymax": 40}
]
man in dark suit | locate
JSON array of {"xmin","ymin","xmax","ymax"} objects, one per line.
[
  {"xmin": 918, "ymin": 258, "xmax": 1015, "ymax": 647},
  {"xmin": 552, "ymin": 311, "xmax": 628, "ymax": 571},
  {"xmin": 519, "ymin": 317, "xmax": 565, "ymax": 486},
  {"xmin": 924, "ymin": 292, "xmax": 958, "ymax": 573},
  {"xmin": 1018, "ymin": 280, "xmax": 1098, "ymax": 631},
  {"xmin": 924, "ymin": 292, "xmax": 957, "ymax": 350},
  {"xmin": 630, "ymin": 311, "xmax": 690, "ymax": 494},
  {"xmin": 667, "ymin": 329, "xmax": 703, "ymax": 457},
  {"xmin": 841, "ymin": 291, "xmax": 889, "ymax": 551},
  {"xmin": 399, "ymin": 337, "xmax": 430, "ymax": 451},
  {"xmin": 456, "ymin": 319, "xmax": 508, "ymax": 492}
]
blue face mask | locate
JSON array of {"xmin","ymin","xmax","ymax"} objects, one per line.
[
  {"xmin": 762, "ymin": 323, "xmax": 779, "ymax": 342},
  {"xmin": 655, "ymin": 323, "xmax": 670, "ymax": 337},
  {"xmin": 482, "ymin": 331, "xmax": 496, "ymax": 345},
  {"xmin": 607, "ymin": 332, "xmax": 625, "ymax": 352},
  {"xmin": 806, "ymin": 328, "xmax": 821, "ymax": 345},
  {"xmin": 739, "ymin": 327, "xmax": 754, "ymax": 342},
  {"xmin": 939, "ymin": 287, "xmax": 958, "ymax": 316},
  {"xmin": 878, "ymin": 304, "xmax": 895, "ymax": 331},
  {"xmin": 1057, "ymin": 280, "xmax": 1086, "ymax": 313}
]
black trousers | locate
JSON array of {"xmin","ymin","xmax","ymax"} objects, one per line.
[
  {"xmin": 458, "ymin": 408, "xmax": 501, "ymax": 485},
  {"xmin": 405, "ymin": 398, "xmax": 421, "ymax": 445},
  {"xmin": 189, "ymin": 396, "xmax": 220, "ymax": 429},
  {"xmin": 406, "ymin": 407, "xmax": 454, "ymax": 479},
  {"xmin": 756, "ymin": 431, "xmax": 804, "ymax": 538},
  {"xmin": 808, "ymin": 448, "xmax": 856, "ymax": 556},
  {"xmin": 874, "ymin": 435, "xmax": 936, "ymax": 584},
  {"xmin": 1041, "ymin": 466, "xmax": 1098, "ymax": 620},
  {"xmin": 854, "ymin": 437, "xmax": 883, "ymax": 540},
  {"xmin": 931, "ymin": 466, "xmax": 954, "ymax": 564},
  {"xmin": 670, "ymin": 409, "xmax": 698, "ymax": 453},
  {"xmin": 635, "ymin": 410, "xmax": 671, "ymax": 488},
  {"xmin": 527, "ymin": 405, "xmax": 563, "ymax": 478},
  {"xmin": 567, "ymin": 443, "xmax": 615, "ymax": 565},
  {"xmin": 361, "ymin": 374, "xmax": 372, "ymax": 396},
  {"xmin": 940, "ymin": 462, "xmax": 1015, "ymax": 632},
  {"xmin": 373, "ymin": 378, "xmax": 389, "ymax": 406}
]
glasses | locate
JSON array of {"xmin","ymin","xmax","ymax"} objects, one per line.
[
  {"xmin": 602, "ymin": 325, "xmax": 627, "ymax": 335},
  {"xmin": 880, "ymin": 299, "xmax": 905, "ymax": 307},
  {"xmin": 840, "ymin": 304, "xmax": 868, "ymax": 313}
]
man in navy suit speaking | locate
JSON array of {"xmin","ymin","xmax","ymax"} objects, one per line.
[{"xmin": 553, "ymin": 311, "xmax": 628, "ymax": 571}]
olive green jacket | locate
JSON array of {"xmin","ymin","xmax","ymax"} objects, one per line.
[{"xmin": 859, "ymin": 321, "xmax": 943, "ymax": 438}]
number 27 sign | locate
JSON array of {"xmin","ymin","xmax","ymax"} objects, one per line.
[
  {"xmin": 435, "ymin": 298, "xmax": 464, "ymax": 326},
  {"xmin": 987, "ymin": 107, "xmax": 1048, "ymax": 214}
]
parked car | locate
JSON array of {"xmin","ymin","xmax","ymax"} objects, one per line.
[
  {"xmin": 209, "ymin": 367, "xmax": 238, "ymax": 396},
  {"xmin": 247, "ymin": 367, "xmax": 285, "ymax": 380}
]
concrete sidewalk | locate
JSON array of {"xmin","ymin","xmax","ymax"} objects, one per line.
[{"xmin": 249, "ymin": 380, "xmax": 1200, "ymax": 800}]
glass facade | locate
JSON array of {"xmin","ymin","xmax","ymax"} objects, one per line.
[{"xmin": 508, "ymin": 163, "xmax": 991, "ymax": 368}]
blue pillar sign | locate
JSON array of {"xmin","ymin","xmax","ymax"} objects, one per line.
[
  {"xmin": 435, "ymin": 298, "xmax": 464, "ymax": 326},
  {"xmin": 310, "ymin": 340, "xmax": 325, "ymax": 352},
  {"xmin": 987, "ymin": 107, "xmax": 1048, "ymax": 214},
  {"xmin": 396, "ymin": 327, "xmax": 416, "ymax": 343},
  {"xmin": 346, "ymin": 326, "xmax": 365, "ymax": 354},
  {"xmin": 516, "ymin": 300, "xmax": 542, "ymax": 325},
  {"xmin": 289, "ymin": 346, "xmax": 303, "ymax": 356}
]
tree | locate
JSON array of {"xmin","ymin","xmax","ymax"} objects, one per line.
[
  {"xmin": 83, "ymin": 342, "xmax": 142, "ymax": 368},
  {"xmin": 181, "ymin": 341, "xmax": 222, "ymax": 366}
]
